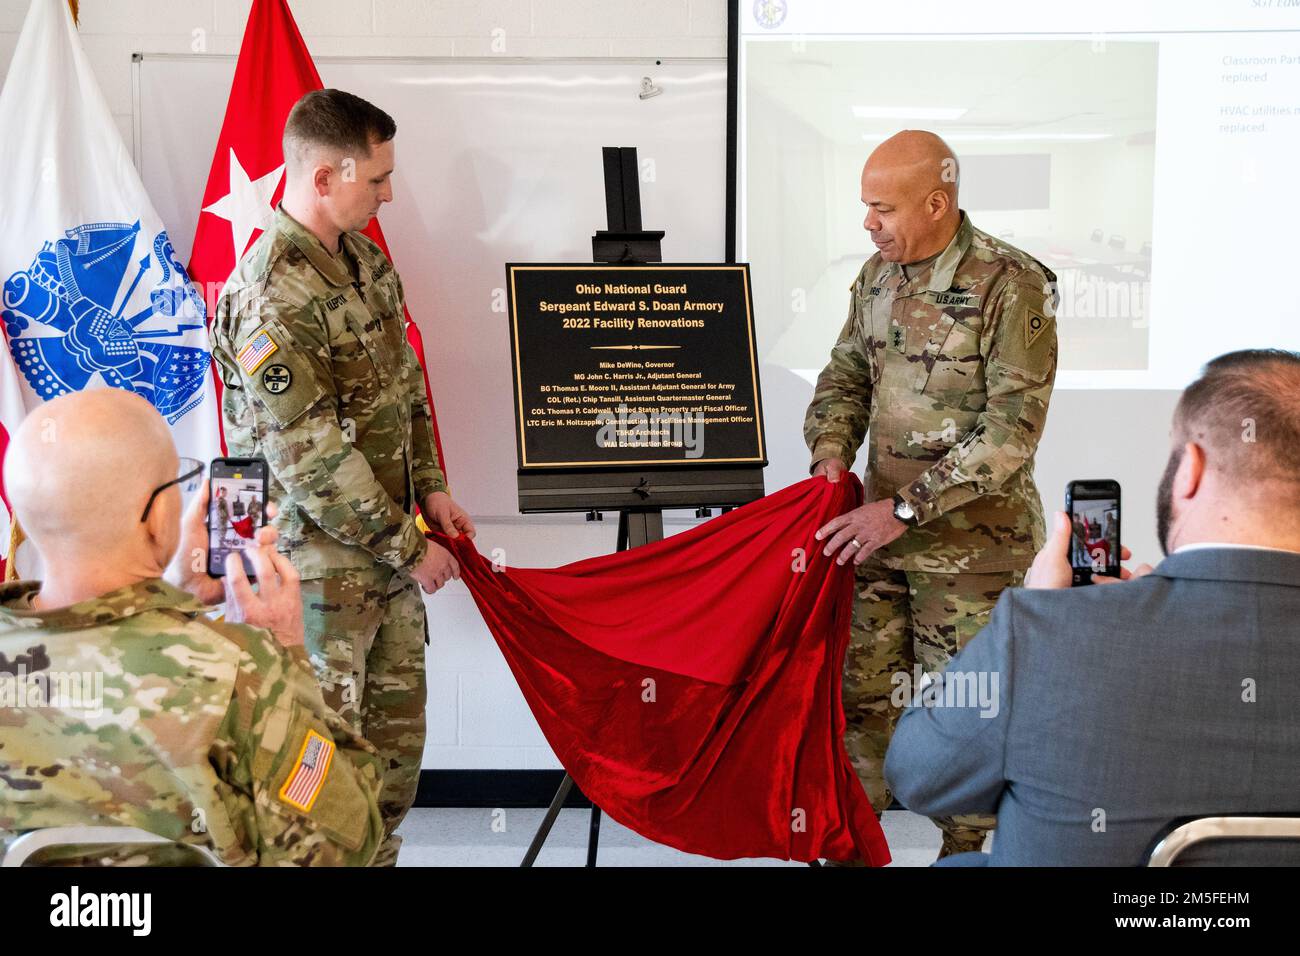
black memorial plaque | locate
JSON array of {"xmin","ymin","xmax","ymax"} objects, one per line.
[{"xmin": 507, "ymin": 264, "xmax": 766, "ymax": 470}]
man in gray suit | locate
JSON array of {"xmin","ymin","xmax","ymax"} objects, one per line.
[{"xmin": 884, "ymin": 349, "xmax": 1300, "ymax": 866}]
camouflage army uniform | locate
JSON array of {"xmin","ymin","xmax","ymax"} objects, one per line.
[
  {"xmin": 214, "ymin": 493, "xmax": 230, "ymax": 544},
  {"xmin": 0, "ymin": 578, "xmax": 384, "ymax": 866},
  {"xmin": 210, "ymin": 205, "xmax": 446, "ymax": 867},
  {"xmin": 804, "ymin": 212, "xmax": 1058, "ymax": 856}
]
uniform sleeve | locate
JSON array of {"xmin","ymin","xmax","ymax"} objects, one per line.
[
  {"xmin": 227, "ymin": 294, "xmax": 429, "ymax": 572},
  {"xmin": 884, "ymin": 590, "xmax": 1015, "ymax": 818},
  {"xmin": 217, "ymin": 631, "xmax": 385, "ymax": 867},
  {"xmin": 803, "ymin": 279, "xmax": 873, "ymax": 472},
  {"xmin": 396, "ymin": 274, "xmax": 448, "ymax": 501},
  {"xmin": 895, "ymin": 274, "xmax": 1057, "ymax": 525}
]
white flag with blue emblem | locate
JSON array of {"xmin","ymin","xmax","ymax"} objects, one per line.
[{"xmin": 0, "ymin": 0, "xmax": 220, "ymax": 559}]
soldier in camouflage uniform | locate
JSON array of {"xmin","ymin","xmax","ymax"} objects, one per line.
[
  {"xmin": 0, "ymin": 580, "xmax": 386, "ymax": 866},
  {"xmin": 806, "ymin": 131, "xmax": 1058, "ymax": 860},
  {"xmin": 0, "ymin": 389, "xmax": 384, "ymax": 866},
  {"xmin": 214, "ymin": 486, "xmax": 230, "ymax": 544},
  {"xmin": 210, "ymin": 90, "xmax": 474, "ymax": 866}
]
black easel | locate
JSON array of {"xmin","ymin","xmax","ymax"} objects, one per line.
[{"xmin": 518, "ymin": 147, "xmax": 764, "ymax": 867}]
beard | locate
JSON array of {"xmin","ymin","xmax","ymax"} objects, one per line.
[{"xmin": 1155, "ymin": 444, "xmax": 1185, "ymax": 556}]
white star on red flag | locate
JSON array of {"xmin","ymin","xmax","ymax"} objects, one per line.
[{"xmin": 201, "ymin": 149, "xmax": 284, "ymax": 261}]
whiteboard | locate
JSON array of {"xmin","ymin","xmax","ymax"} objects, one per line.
[{"xmin": 135, "ymin": 56, "xmax": 727, "ymax": 517}]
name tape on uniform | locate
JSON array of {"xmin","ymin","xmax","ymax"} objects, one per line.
[
  {"xmin": 279, "ymin": 729, "xmax": 335, "ymax": 812},
  {"xmin": 236, "ymin": 328, "xmax": 279, "ymax": 375},
  {"xmin": 930, "ymin": 291, "xmax": 981, "ymax": 308}
]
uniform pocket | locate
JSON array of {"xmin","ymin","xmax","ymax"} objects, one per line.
[
  {"xmin": 864, "ymin": 292, "xmax": 889, "ymax": 385},
  {"xmin": 921, "ymin": 312, "xmax": 983, "ymax": 405},
  {"xmin": 340, "ymin": 312, "xmax": 393, "ymax": 392},
  {"xmin": 262, "ymin": 709, "xmax": 372, "ymax": 852},
  {"xmin": 235, "ymin": 318, "xmax": 326, "ymax": 428},
  {"xmin": 373, "ymin": 272, "xmax": 404, "ymax": 319}
]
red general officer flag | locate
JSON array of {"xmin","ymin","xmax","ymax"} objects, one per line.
[{"xmin": 188, "ymin": 0, "xmax": 446, "ymax": 470}]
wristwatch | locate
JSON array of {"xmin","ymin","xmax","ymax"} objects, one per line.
[{"xmin": 892, "ymin": 494, "xmax": 918, "ymax": 526}]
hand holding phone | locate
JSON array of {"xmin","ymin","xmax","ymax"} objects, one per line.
[
  {"xmin": 1065, "ymin": 480, "xmax": 1122, "ymax": 586},
  {"xmin": 166, "ymin": 480, "xmax": 278, "ymax": 605},
  {"xmin": 1026, "ymin": 483, "xmax": 1152, "ymax": 590},
  {"xmin": 222, "ymin": 538, "xmax": 304, "ymax": 648},
  {"xmin": 207, "ymin": 457, "xmax": 270, "ymax": 578}
]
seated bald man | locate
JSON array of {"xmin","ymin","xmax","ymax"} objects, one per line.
[{"xmin": 0, "ymin": 389, "xmax": 384, "ymax": 866}]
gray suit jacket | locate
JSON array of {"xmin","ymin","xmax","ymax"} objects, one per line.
[{"xmin": 884, "ymin": 547, "xmax": 1300, "ymax": 865}]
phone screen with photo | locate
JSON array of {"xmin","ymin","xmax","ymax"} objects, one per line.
[
  {"xmin": 208, "ymin": 458, "xmax": 268, "ymax": 577},
  {"xmin": 1067, "ymin": 482, "xmax": 1121, "ymax": 585}
]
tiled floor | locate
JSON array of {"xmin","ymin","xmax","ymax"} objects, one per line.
[{"xmin": 395, "ymin": 807, "xmax": 955, "ymax": 867}]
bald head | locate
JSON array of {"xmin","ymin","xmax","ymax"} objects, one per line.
[
  {"xmin": 5, "ymin": 389, "xmax": 179, "ymax": 562},
  {"xmin": 866, "ymin": 130, "xmax": 959, "ymax": 202},
  {"xmin": 860, "ymin": 130, "xmax": 961, "ymax": 264}
]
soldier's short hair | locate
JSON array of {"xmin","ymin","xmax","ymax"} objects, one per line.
[
  {"xmin": 1173, "ymin": 349, "xmax": 1300, "ymax": 484},
  {"xmin": 283, "ymin": 89, "xmax": 396, "ymax": 168}
]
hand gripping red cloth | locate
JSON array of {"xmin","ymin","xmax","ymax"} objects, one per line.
[{"xmin": 434, "ymin": 475, "xmax": 890, "ymax": 864}]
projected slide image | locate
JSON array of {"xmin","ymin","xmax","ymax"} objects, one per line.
[{"xmin": 744, "ymin": 38, "xmax": 1157, "ymax": 377}]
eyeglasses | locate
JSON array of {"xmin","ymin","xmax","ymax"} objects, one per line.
[{"xmin": 140, "ymin": 457, "xmax": 205, "ymax": 523}]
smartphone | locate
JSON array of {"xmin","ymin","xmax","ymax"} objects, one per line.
[
  {"xmin": 207, "ymin": 457, "xmax": 269, "ymax": 578},
  {"xmin": 1065, "ymin": 480, "xmax": 1121, "ymax": 586}
]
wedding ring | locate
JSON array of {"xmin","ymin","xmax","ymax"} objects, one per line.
[{"xmin": 850, "ymin": 538, "xmax": 862, "ymax": 549}]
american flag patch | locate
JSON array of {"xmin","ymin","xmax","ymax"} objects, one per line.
[
  {"xmin": 237, "ymin": 329, "xmax": 279, "ymax": 374},
  {"xmin": 279, "ymin": 730, "xmax": 335, "ymax": 812}
]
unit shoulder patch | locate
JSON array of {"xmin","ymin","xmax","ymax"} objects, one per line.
[
  {"xmin": 262, "ymin": 364, "xmax": 292, "ymax": 394},
  {"xmin": 1026, "ymin": 308, "xmax": 1049, "ymax": 349}
]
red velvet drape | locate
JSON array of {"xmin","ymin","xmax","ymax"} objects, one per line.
[{"xmin": 436, "ymin": 475, "xmax": 890, "ymax": 864}]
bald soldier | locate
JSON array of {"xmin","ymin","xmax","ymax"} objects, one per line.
[
  {"xmin": 0, "ymin": 390, "xmax": 384, "ymax": 866},
  {"xmin": 210, "ymin": 89, "xmax": 475, "ymax": 866},
  {"xmin": 807, "ymin": 131, "xmax": 1058, "ymax": 861}
]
